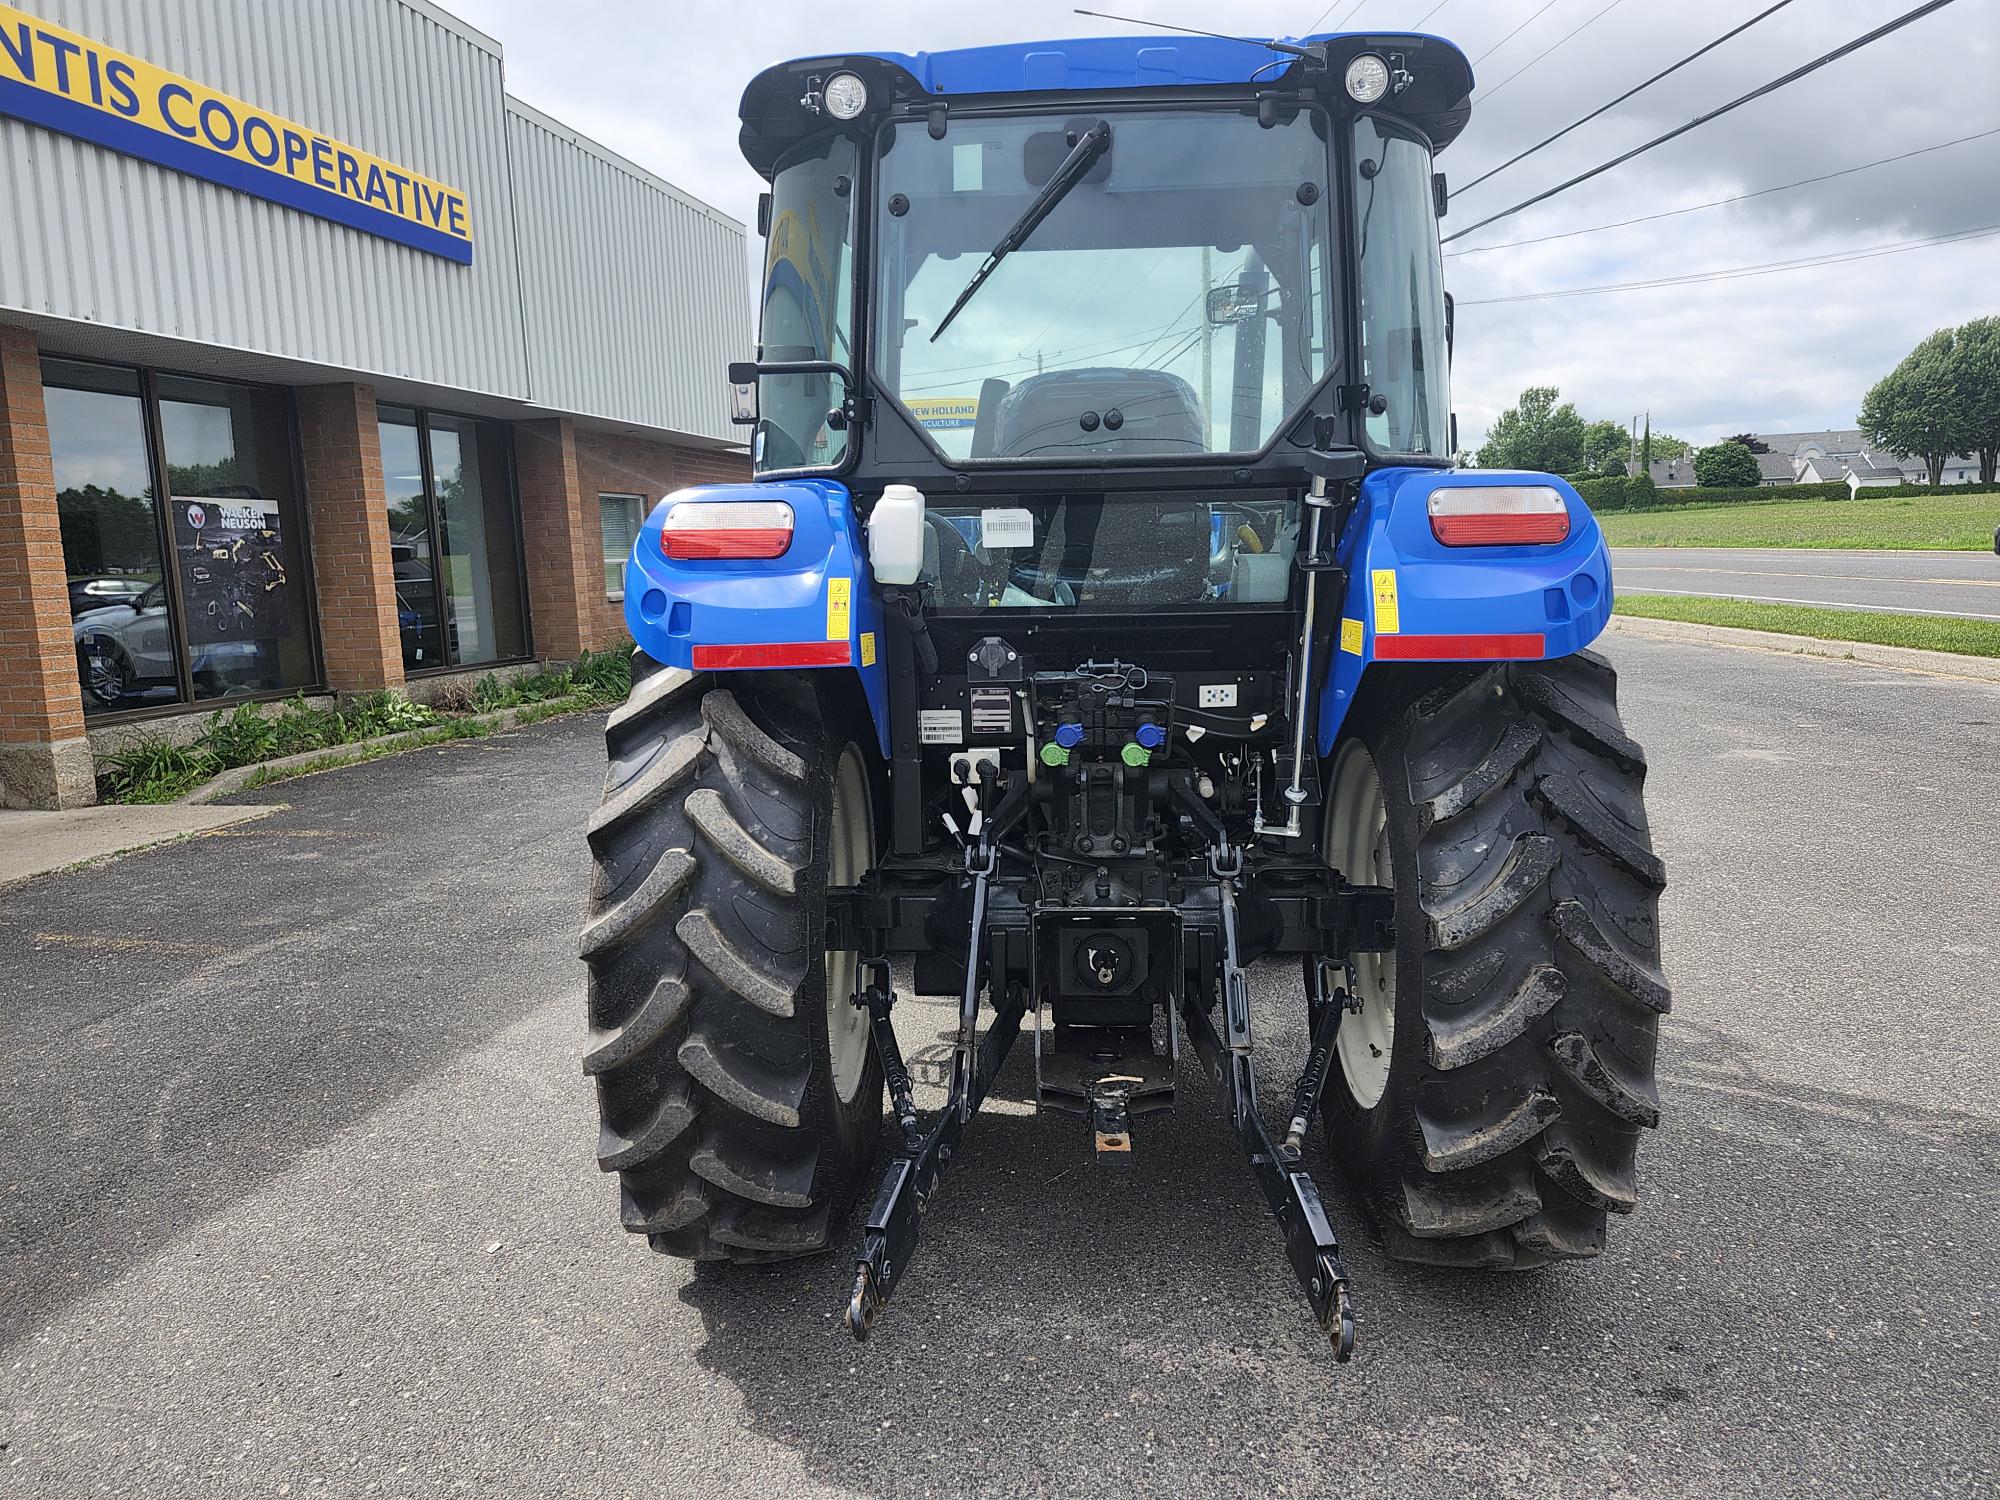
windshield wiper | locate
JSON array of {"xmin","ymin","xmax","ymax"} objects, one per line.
[{"xmin": 929, "ymin": 120, "xmax": 1112, "ymax": 344}]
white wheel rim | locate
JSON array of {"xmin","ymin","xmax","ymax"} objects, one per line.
[
  {"xmin": 825, "ymin": 745, "xmax": 873, "ymax": 1105},
  {"xmin": 1327, "ymin": 741, "xmax": 1395, "ymax": 1109}
]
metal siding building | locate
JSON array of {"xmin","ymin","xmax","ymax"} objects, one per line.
[
  {"xmin": 506, "ymin": 98, "xmax": 748, "ymax": 440},
  {"xmin": 0, "ymin": 0, "xmax": 747, "ymax": 436},
  {"xmin": 0, "ymin": 0, "xmax": 751, "ymax": 808}
]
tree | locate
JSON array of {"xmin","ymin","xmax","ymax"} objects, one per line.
[
  {"xmin": 1476, "ymin": 386, "xmax": 1587, "ymax": 474},
  {"xmin": 1860, "ymin": 327, "xmax": 1975, "ymax": 486},
  {"xmin": 1694, "ymin": 440, "xmax": 1760, "ymax": 488},
  {"xmin": 1952, "ymin": 315, "xmax": 2000, "ymax": 484},
  {"xmin": 1581, "ymin": 419, "xmax": 1628, "ymax": 477}
]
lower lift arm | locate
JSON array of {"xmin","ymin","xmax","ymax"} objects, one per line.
[{"xmin": 845, "ymin": 778, "xmax": 1358, "ymax": 1360}]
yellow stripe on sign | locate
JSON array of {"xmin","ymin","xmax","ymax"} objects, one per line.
[
  {"xmin": 1371, "ymin": 569, "xmax": 1400, "ymax": 634},
  {"xmin": 1340, "ymin": 618, "xmax": 1365, "ymax": 656},
  {"xmin": 826, "ymin": 577, "xmax": 852, "ymax": 641}
]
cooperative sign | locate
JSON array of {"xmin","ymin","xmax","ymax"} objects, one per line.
[{"xmin": 0, "ymin": 4, "xmax": 472, "ymax": 264}]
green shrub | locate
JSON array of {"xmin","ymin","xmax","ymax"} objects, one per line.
[
  {"xmin": 1695, "ymin": 440, "xmax": 1761, "ymax": 488},
  {"xmin": 570, "ymin": 645, "xmax": 633, "ymax": 704},
  {"xmin": 196, "ymin": 703, "xmax": 279, "ymax": 769},
  {"xmin": 266, "ymin": 696, "xmax": 342, "ymax": 757},
  {"xmin": 339, "ymin": 690, "xmax": 440, "ymax": 739},
  {"xmin": 97, "ymin": 643, "xmax": 635, "ymax": 803},
  {"xmin": 99, "ymin": 739, "xmax": 221, "ymax": 804},
  {"xmin": 1573, "ymin": 475, "xmax": 1627, "ymax": 511}
]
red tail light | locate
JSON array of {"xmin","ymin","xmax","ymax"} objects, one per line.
[
  {"xmin": 662, "ymin": 499, "xmax": 794, "ymax": 560},
  {"xmin": 1428, "ymin": 486, "xmax": 1570, "ymax": 546}
]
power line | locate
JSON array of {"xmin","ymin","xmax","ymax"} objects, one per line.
[
  {"xmin": 1440, "ymin": 0, "xmax": 1966, "ymax": 244},
  {"xmin": 1446, "ymin": 124, "xmax": 2000, "ymax": 256},
  {"xmin": 1307, "ymin": 0, "xmax": 1370, "ymax": 33},
  {"xmin": 1411, "ymin": 1, "xmax": 1455, "ymax": 31},
  {"xmin": 1464, "ymin": 0, "xmax": 1808, "ymax": 197},
  {"xmin": 1471, "ymin": 0, "xmax": 1562, "ymax": 67},
  {"xmin": 1478, "ymin": 0, "xmax": 1630, "ymax": 104},
  {"xmin": 1456, "ymin": 222, "xmax": 2000, "ymax": 305}
]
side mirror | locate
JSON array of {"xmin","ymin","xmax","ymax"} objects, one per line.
[
  {"xmin": 1432, "ymin": 172, "xmax": 1448, "ymax": 220},
  {"xmin": 1206, "ymin": 284, "xmax": 1263, "ymax": 326},
  {"xmin": 757, "ymin": 192, "xmax": 771, "ymax": 238},
  {"xmin": 1443, "ymin": 291, "xmax": 1454, "ymax": 363},
  {"xmin": 727, "ymin": 360, "xmax": 758, "ymax": 425}
]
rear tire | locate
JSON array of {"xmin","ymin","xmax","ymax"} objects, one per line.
[
  {"xmin": 1319, "ymin": 651, "xmax": 1668, "ymax": 1267},
  {"xmin": 580, "ymin": 655, "xmax": 883, "ymax": 1262}
]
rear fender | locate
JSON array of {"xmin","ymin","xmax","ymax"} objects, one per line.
[
  {"xmin": 624, "ymin": 479, "xmax": 890, "ymax": 757},
  {"xmin": 1317, "ymin": 467, "xmax": 1614, "ymax": 753}
]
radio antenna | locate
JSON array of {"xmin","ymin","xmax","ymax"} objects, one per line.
[{"xmin": 1070, "ymin": 8, "xmax": 1313, "ymax": 58}]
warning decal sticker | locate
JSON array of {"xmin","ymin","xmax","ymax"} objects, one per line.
[
  {"xmin": 1370, "ymin": 569, "xmax": 1400, "ymax": 634},
  {"xmin": 826, "ymin": 576, "xmax": 852, "ymax": 641}
]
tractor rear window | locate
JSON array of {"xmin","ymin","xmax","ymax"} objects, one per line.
[
  {"xmin": 874, "ymin": 107, "xmax": 1335, "ymax": 464},
  {"xmin": 918, "ymin": 493, "xmax": 1300, "ymax": 611}
]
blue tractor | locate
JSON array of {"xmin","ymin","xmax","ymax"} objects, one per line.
[{"xmin": 581, "ymin": 26, "xmax": 1667, "ymax": 1360}]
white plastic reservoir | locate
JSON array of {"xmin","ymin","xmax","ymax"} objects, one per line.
[{"xmin": 869, "ymin": 484, "xmax": 927, "ymax": 586}]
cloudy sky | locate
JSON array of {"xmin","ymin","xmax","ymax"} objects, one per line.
[{"xmin": 448, "ymin": 0, "xmax": 1998, "ymax": 451}]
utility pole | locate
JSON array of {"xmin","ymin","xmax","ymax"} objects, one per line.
[{"xmin": 1200, "ymin": 245, "xmax": 1214, "ymax": 445}]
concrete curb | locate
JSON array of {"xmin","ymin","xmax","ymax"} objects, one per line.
[
  {"xmin": 1607, "ymin": 615, "xmax": 2000, "ymax": 684},
  {"xmin": 0, "ymin": 803, "xmax": 280, "ymax": 891},
  {"xmin": 183, "ymin": 701, "xmax": 588, "ymax": 805}
]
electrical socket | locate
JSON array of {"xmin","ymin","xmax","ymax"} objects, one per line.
[{"xmin": 1198, "ymin": 683, "xmax": 1238, "ymax": 708}]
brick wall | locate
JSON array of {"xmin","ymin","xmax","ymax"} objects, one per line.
[
  {"xmin": 514, "ymin": 418, "xmax": 593, "ymax": 661},
  {"xmin": 574, "ymin": 430, "xmax": 750, "ymax": 649},
  {"xmin": 0, "ymin": 324, "xmax": 94, "ymax": 808},
  {"xmin": 297, "ymin": 384, "xmax": 402, "ymax": 692}
]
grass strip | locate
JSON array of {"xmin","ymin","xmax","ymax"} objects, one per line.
[
  {"xmin": 1614, "ymin": 592, "xmax": 2000, "ymax": 657},
  {"xmin": 1598, "ymin": 490, "xmax": 1998, "ymax": 550}
]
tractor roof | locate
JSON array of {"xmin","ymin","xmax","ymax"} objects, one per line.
[{"xmin": 738, "ymin": 31, "xmax": 1475, "ymax": 179}]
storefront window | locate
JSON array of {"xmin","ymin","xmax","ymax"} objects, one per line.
[
  {"xmin": 431, "ymin": 416, "xmax": 526, "ymax": 665},
  {"xmin": 48, "ymin": 358, "xmax": 318, "ymax": 715},
  {"xmin": 157, "ymin": 375, "xmax": 316, "ymax": 701},
  {"xmin": 379, "ymin": 407, "xmax": 527, "ymax": 671},
  {"xmin": 47, "ymin": 361, "xmax": 180, "ymax": 712},
  {"xmin": 380, "ymin": 411, "xmax": 443, "ymax": 669}
]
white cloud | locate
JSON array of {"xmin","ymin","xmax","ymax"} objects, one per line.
[{"xmin": 447, "ymin": 0, "xmax": 2000, "ymax": 448}]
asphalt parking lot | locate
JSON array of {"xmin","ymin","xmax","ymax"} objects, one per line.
[
  {"xmin": 1610, "ymin": 546, "xmax": 2000, "ymax": 620},
  {"xmin": 3, "ymin": 634, "xmax": 1996, "ymax": 1498}
]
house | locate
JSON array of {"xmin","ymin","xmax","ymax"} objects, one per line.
[
  {"xmin": 1758, "ymin": 429, "xmax": 1980, "ymax": 485},
  {"xmin": 1753, "ymin": 450, "xmax": 1796, "ymax": 486},
  {"xmin": 1632, "ymin": 458, "xmax": 1697, "ymax": 489},
  {"xmin": 1798, "ymin": 454, "xmax": 1902, "ymax": 490}
]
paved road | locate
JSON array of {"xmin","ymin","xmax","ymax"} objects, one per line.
[
  {"xmin": 4, "ymin": 643, "xmax": 1997, "ymax": 1498},
  {"xmin": 1612, "ymin": 546, "xmax": 2000, "ymax": 620}
]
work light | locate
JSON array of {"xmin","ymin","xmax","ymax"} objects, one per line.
[
  {"xmin": 823, "ymin": 72, "xmax": 869, "ymax": 120},
  {"xmin": 1344, "ymin": 54, "xmax": 1390, "ymax": 104}
]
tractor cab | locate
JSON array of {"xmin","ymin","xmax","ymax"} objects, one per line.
[{"xmin": 739, "ymin": 33, "xmax": 1463, "ymax": 479}]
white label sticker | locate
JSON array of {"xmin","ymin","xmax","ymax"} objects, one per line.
[
  {"xmin": 952, "ymin": 141, "xmax": 984, "ymax": 192},
  {"xmin": 918, "ymin": 709, "xmax": 964, "ymax": 745},
  {"xmin": 980, "ymin": 508, "xmax": 1035, "ymax": 549}
]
